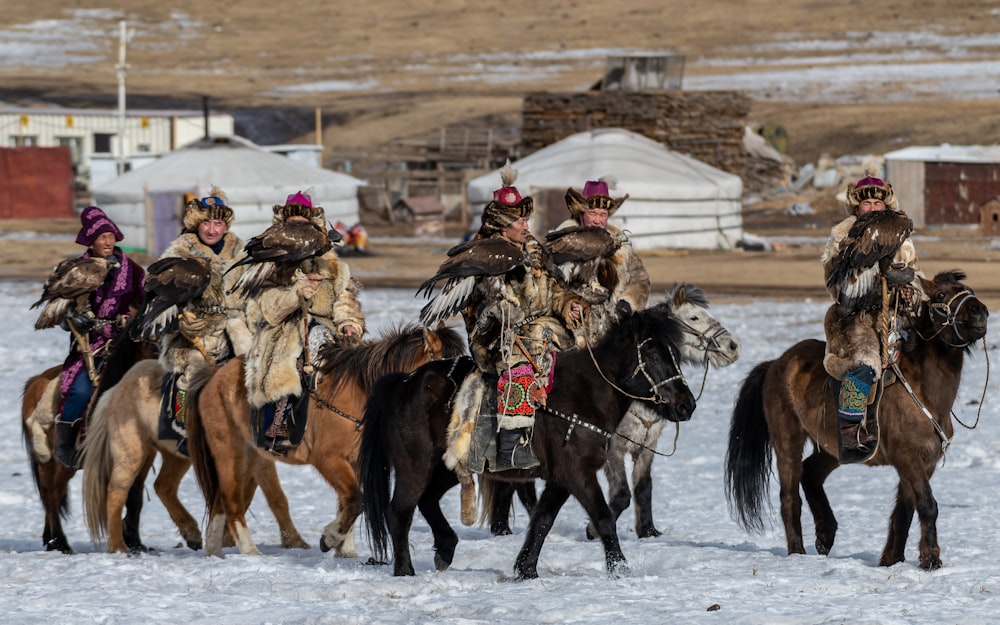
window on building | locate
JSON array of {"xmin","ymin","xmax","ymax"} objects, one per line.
[
  {"xmin": 9, "ymin": 135, "xmax": 38, "ymax": 147},
  {"xmin": 56, "ymin": 136, "xmax": 84, "ymax": 166},
  {"xmin": 93, "ymin": 133, "xmax": 114, "ymax": 154}
]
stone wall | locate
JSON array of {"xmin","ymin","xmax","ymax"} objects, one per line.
[{"xmin": 521, "ymin": 90, "xmax": 752, "ymax": 177}]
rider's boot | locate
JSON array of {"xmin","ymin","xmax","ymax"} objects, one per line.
[
  {"xmin": 494, "ymin": 427, "xmax": 539, "ymax": 471},
  {"xmin": 837, "ymin": 364, "xmax": 877, "ymax": 452},
  {"xmin": 54, "ymin": 420, "xmax": 82, "ymax": 469}
]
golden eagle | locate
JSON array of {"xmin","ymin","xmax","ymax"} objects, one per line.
[
  {"xmin": 826, "ymin": 209, "xmax": 914, "ymax": 312},
  {"xmin": 31, "ymin": 257, "xmax": 109, "ymax": 330},
  {"xmin": 417, "ymin": 237, "xmax": 527, "ymax": 327},
  {"xmin": 545, "ymin": 225, "xmax": 624, "ymax": 303},
  {"xmin": 131, "ymin": 256, "xmax": 213, "ymax": 341},
  {"xmin": 227, "ymin": 220, "xmax": 341, "ymax": 299}
]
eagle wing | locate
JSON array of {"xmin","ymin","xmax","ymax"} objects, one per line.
[
  {"xmin": 31, "ymin": 257, "xmax": 109, "ymax": 329},
  {"xmin": 417, "ymin": 237, "xmax": 526, "ymax": 326},
  {"xmin": 131, "ymin": 256, "xmax": 213, "ymax": 341},
  {"xmin": 826, "ymin": 209, "xmax": 913, "ymax": 310},
  {"xmin": 227, "ymin": 221, "xmax": 333, "ymax": 299},
  {"xmin": 544, "ymin": 226, "xmax": 620, "ymax": 265}
]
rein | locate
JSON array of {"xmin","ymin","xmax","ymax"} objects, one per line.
[
  {"xmin": 584, "ymin": 337, "xmax": 686, "ymax": 404},
  {"xmin": 676, "ymin": 317, "xmax": 728, "ymax": 401},
  {"xmin": 309, "ymin": 387, "xmax": 363, "ymax": 430},
  {"xmin": 916, "ymin": 289, "xmax": 977, "ymax": 347},
  {"xmin": 539, "ymin": 404, "xmax": 682, "ymax": 458}
]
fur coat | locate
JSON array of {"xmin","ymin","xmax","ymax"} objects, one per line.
[
  {"xmin": 820, "ymin": 215, "xmax": 924, "ymax": 380},
  {"xmin": 158, "ymin": 231, "xmax": 249, "ymax": 381},
  {"xmin": 554, "ymin": 218, "xmax": 650, "ymax": 346},
  {"xmin": 243, "ymin": 250, "xmax": 365, "ymax": 408},
  {"xmin": 463, "ymin": 234, "xmax": 579, "ymax": 382}
]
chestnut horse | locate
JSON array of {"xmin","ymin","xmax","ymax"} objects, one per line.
[
  {"xmin": 725, "ymin": 271, "xmax": 988, "ymax": 570},
  {"xmin": 361, "ymin": 301, "xmax": 697, "ymax": 578},
  {"xmin": 188, "ymin": 323, "xmax": 466, "ymax": 557}
]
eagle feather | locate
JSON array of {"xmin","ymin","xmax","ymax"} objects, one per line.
[
  {"xmin": 131, "ymin": 256, "xmax": 213, "ymax": 341},
  {"xmin": 227, "ymin": 220, "xmax": 339, "ymax": 299},
  {"xmin": 826, "ymin": 209, "xmax": 913, "ymax": 312},
  {"xmin": 31, "ymin": 257, "xmax": 109, "ymax": 330}
]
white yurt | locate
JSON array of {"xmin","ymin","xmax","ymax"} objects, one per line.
[
  {"xmin": 93, "ymin": 136, "xmax": 364, "ymax": 255},
  {"xmin": 467, "ymin": 128, "xmax": 743, "ymax": 250}
]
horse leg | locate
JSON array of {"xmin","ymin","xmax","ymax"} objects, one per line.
[
  {"xmin": 515, "ymin": 481, "xmax": 537, "ymax": 514},
  {"xmin": 514, "ymin": 482, "xmax": 573, "ymax": 580},
  {"xmin": 214, "ymin": 452, "xmax": 261, "ymax": 556},
  {"xmin": 105, "ymin": 448, "xmax": 154, "ymax": 554},
  {"xmin": 880, "ymin": 468, "xmax": 941, "ymax": 570},
  {"xmin": 771, "ymin": 430, "xmax": 809, "ymax": 556},
  {"xmin": 312, "ymin": 456, "xmax": 362, "ymax": 557},
  {"xmin": 38, "ymin": 462, "xmax": 75, "ymax": 553},
  {"xmin": 416, "ymin": 464, "xmax": 460, "ymax": 572},
  {"xmin": 630, "ymin": 423, "xmax": 664, "ymax": 539},
  {"xmin": 122, "ymin": 460, "xmax": 155, "ymax": 553},
  {"xmin": 153, "ymin": 453, "xmax": 202, "ymax": 551},
  {"xmin": 489, "ymin": 481, "xmax": 518, "ymax": 536},
  {"xmin": 587, "ymin": 438, "xmax": 631, "ymax": 541},
  {"xmin": 250, "ymin": 459, "xmax": 308, "ymax": 550},
  {"xmin": 800, "ymin": 450, "xmax": 839, "ymax": 555}
]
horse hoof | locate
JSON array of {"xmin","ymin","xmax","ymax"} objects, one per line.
[
  {"xmin": 920, "ymin": 556, "xmax": 943, "ymax": 571},
  {"xmin": 585, "ymin": 525, "xmax": 598, "ymax": 541},
  {"xmin": 319, "ymin": 536, "xmax": 333, "ymax": 553},
  {"xmin": 187, "ymin": 539, "xmax": 203, "ymax": 551},
  {"xmin": 433, "ymin": 554, "xmax": 452, "ymax": 572},
  {"xmin": 637, "ymin": 527, "xmax": 661, "ymax": 539},
  {"xmin": 45, "ymin": 538, "xmax": 73, "ymax": 554},
  {"xmin": 490, "ymin": 524, "xmax": 512, "ymax": 537}
]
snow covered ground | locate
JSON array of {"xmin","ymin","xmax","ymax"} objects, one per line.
[{"xmin": 0, "ymin": 281, "xmax": 997, "ymax": 625}]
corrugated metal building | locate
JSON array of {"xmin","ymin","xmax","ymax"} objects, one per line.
[
  {"xmin": 0, "ymin": 147, "xmax": 74, "ymax": 219},
  {"xmin": 884, "ymin": 145, "xmax": 1000, "ymax": 228}
]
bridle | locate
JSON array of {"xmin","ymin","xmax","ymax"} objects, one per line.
[
  {"xmin": 925, "ymin": 288, "xmax": 978, "ymax": 347},
  {"xmin": 676, "ymin": 316, "xmax": 732, "ymax": 400},
  {"xmin": 585, "ymin": 336, "xmax": 689, "ymax": 405}
]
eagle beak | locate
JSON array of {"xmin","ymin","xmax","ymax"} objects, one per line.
[{"xmin": 327, "ymin": 225, "xmax": 345, "ymax": 247}]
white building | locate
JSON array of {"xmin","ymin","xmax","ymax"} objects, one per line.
[{"xmin": 0, "ymin": 106, "xmax": 234, "ymax": 181}]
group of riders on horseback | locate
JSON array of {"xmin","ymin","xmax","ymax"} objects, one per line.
[{"xmin": 28, "ymin": 160, "xmax": 943, "ymax": 566}]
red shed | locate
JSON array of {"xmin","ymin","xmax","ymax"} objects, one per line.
[{"xmin": 0, "ymin": 146, "xmax": 74, "ymax": 219}]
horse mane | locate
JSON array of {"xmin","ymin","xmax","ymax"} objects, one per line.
[
  {"xmin": 669, "ymin": 282, "xmax": 710, "ymax": 309},
  {"xmin": 595, "ymin": 299, "xmax": 685, "ymax": 357},
  {"xmin": 933, "ymin": 269, "xmax": 967, "ymax": 284},
  {"xmin": 317, "ymin": 323, "xmax": 465, "ymax": 395}
]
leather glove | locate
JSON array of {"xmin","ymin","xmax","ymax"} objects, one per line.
[
  {"xmin": 65, "ymin": 309, "xmax": 96, "ymax": 333},
  {"xmin": 884, "ymin": 264, "xmax": 915, "ymax": 288},
  {"xmin": 178, "ymin": 311, "xmax": 207, "ymax": 339}
]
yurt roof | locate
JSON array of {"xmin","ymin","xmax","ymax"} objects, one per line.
[
  {"xmin": 94, "ymin": 136, "xmax": 362, "ymax": 203},
  {"xmin": 469, "ymin": 128, "xmax": 742, "ymax": 201}
]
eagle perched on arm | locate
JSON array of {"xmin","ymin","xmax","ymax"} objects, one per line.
[
  {"xmin": 130, "ymin": 256, "xmax": 213, "ymax": 341},
  {"xmin": 417, "ymin": 236, "xmax": 527, "ymax": 327},
  {"xmin": 31, "ymin": 257, "xmax": 109, "ymax": 330},
  {"xmin": 825, "ymin": 208, "xmax": 914, "ymax": 314},
  {"xmin": 226, "ymin": 220, "xmax": 342, "ymax": 299}
]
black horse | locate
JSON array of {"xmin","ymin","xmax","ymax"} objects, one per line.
[{"xmin": 360, "ymin": 301, "xmax": 697, "ymax": 579}]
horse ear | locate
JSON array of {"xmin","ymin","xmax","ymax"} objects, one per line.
[
  {"xmin": 670, "ymin": 282, "xmax": 686, "ymax": 308},
  {"xmin": 423, "ymin": 325, "xmax": 443, "ymax": 358}
]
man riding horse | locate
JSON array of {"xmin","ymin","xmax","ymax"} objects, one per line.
[
  {"xmin": 145, "ymin": 190, "xmax": 251, "ymax": 455},
  {"xmin": 234, "ymin": 191, "xmax": 365, "ymax": 455},
  {"xmin": 419, "ymin": 162, "xmax": 586, "ymax": 470},
  {"xmin": 821, "ymin": 166, "xmax": 926, "ymax": 461}
]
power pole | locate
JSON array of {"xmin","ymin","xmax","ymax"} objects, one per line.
[{"xmin": 116, "ymin": 20, "xmax": 128, "ymax": 176}]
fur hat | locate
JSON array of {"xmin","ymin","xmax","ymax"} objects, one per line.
[
  {"xmin": 565, "ymin": 176, "xmax": 629, "ymax": 219},
  {"xmin": 846, "ymin": 165, "xmax": 898, "ymax": 214},
  {"xmin": 273, "ymin": 190, "xmax": 325, "ymax": 227},
  {"xmin": 478, "ymin": 160, "xmax": 533, "ymax": 237},
  {"xmin": 75, "ymin": 205, "xmax": 123, "ymax": 246},
  {"xmin": 182, "ymin": 187, "xmax": 234, "ymax": 233}
]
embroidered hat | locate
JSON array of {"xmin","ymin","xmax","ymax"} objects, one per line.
[
  {"xmin": 846, "ymin": 165, "xmax": 898, "ymax": 214},
  {"xmin": 75, "ymin": 205, "xmax": 124, "ymax": 246},
  {"xmin": 273, "ymin": 190, "xmax": 325, "ymax": 226},
  {"xmin": 565, "ymin": 176, "xmax": 629, "ymax": 218},
  {"xmin": 479, "ymin": 160, "xmax": 533, "ymax": 237},
  {"xmin": 182, "ymin": 187, "xmax": 234, "ymax": 233}
]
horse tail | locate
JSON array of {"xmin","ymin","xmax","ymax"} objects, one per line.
[
  {"xmin": 724, "ymin": 360, "xmax": 774, "ymax": 534},
  {"xmin": 187, "ymin": 366, "xmax": 220, "ymax": 518},
  {"xmin": 81, "ymin": 390, "xmax": 115, "ymax": 543},
  {"xmin": 358, "ymin": 371, "xmax": 408, "ymax": 564}
]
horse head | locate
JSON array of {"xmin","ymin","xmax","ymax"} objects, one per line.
[
  {"xmin": 919, "ymin": 270, "xmax": 989, "ymax": 348},
  {"xmin": 618, "ymin": 300, "xmax": 697, "ymax": 422},
  {"xmin": 668, "ymin": 282, "xmax": 741, "ymax": 368}
]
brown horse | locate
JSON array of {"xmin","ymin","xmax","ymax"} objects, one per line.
[
  {"xmin": 19, "ymin": 332, "xmax": 157, "ymax": 553},
  {"xmin": 188, "ymin": 323, "xmax": 466, "ymax": 557},
  {"xmin": 81, "ymin": 358, "xmax": 305, "ymax": 553},
  {"xmin": 725, "ymin": 270, "xmax": 988, "ymax": 570}
]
